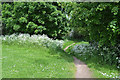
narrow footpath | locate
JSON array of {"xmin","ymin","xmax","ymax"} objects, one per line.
[
  {"xmin": 64, "ymin": 43, "xmax": 93, "ymax": 78},
  {"xmin": 73, "ymin": 56, "xmax": 92, "ymax": 78}
]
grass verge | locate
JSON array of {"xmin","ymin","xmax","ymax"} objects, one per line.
[{"xmin": 2, "ymin": 43, "xmax": 75, "ymax": 78}]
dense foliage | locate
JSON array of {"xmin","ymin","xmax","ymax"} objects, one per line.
[
  {"xmin": 62, "ymin": 2, "xmax": 120, "ymax": 69},
  {"xmin": 66, "ymin": 2, "xmax": 120, "ymax": 47},
  {"xmin": 72, "ymin": 43, "xmax": 119, "ymax": 68},
  {"xmin": 2, "ymin": 2, "xmax": 70, "ymax": 39}
]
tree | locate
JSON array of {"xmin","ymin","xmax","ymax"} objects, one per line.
[
  {"xmin": 67, "ymin": 2, "xmax": 120, "ymax": 47},
  {"xmin": 65, "ymin": 2, "xmax": 120, "ymax": 66}
]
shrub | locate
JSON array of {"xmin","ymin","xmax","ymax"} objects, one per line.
[
  {"xmin": 73, "ymin": 27, "xmax": 89, "ymax": 40},
  {"xmin": 68, "ymin": 2, "xmax": 120, "ymax": 47},
  {"xmin": 2, "ymin": 2, "xmax": 70, "ymax": 39},
  {"xmin": 70, "ymin": 43, "xmax": 119, "ymax": 69}
]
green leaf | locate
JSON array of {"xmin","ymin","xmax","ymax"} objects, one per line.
[
  {"xmin": 34, "ymin": 29, "xmax": 39, "ymax": 33},
  {"xmin": 19, "ymin": 17, "xmax": 27, "ymax": 23},
  {"xmin": 13, "ymin": 25, "xmax": 20, "ymax": 31}
]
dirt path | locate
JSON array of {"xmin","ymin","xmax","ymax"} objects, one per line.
[
  {"xmin": 64, "ymin": 43, "xmax": 75, "ymax": 51},
  {"xmin": 73, "ymin": 56, "xmax": 92, "ymax": 78},
  {"xmin": 64, "ymin": 43, "xmax": 92, "ymax": 78}
]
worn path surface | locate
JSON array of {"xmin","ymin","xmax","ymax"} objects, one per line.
[
  {"xmin": 73, "ymin": 56, "xmax": 92, "ymax": 78},
  {"xmin": 64, "ymin": 43, "xmax": 93, "ymax": 78}
]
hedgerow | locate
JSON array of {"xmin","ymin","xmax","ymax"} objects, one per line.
[{"xmin": 2, "ymin": 2, "xmax": 70, "ymax": 39}]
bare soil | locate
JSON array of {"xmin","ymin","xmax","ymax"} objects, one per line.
[{"xmin": 73, "ymin": 56, "xmax": 92, "ymax": 78}]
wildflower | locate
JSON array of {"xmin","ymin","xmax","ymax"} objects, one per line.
[{"xmin": 1, "ymin": 33, "xmax": 64, "ymax": 49}]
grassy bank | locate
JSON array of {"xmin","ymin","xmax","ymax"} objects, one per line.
[{"xmin": 2, "ymin": 43, "xmax": 75, "ymax": 78}]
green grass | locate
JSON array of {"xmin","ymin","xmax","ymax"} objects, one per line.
[
  {"xmin": 63, "ymin": 40, "xmax": 75, "ymax": 49},
  {"xmin": 63, "ymin": 40, "xmax": 89, "ymax": 53},
  {"xmin": 63, "ymin": 40, "xmax": 89, "ymax": 49},
  {"xmin": 78, "ymin": 56, "xmax": 119, "ymax": 78},
  {"xmin": 63, "ymin": 40, "xmax": 119, "ymax": 78},
  {"xmin": 2, "ymin": 43, "xmax": 76, "ymax": 78}
]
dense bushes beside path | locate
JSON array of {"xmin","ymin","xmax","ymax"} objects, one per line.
[
  {"xmin": 63, "ymin": 41, "xmax": 119, "ymax": 78},
  {"xmin": 2, "ymin": 2, "xmax": 70, "ymax": 39},
  {"xmin": 61, "ymin": 2, "xmax": 120, "ymax": 70},
  {"xmin": 63, "ymin": 41, "xmax": 119, "ymax": 68},
  {"xmin": 65, "ymin": 2, "xmax": 120, "ymax": 47}
]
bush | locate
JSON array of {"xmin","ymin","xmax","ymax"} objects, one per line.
[
  {"xmin": 68, "ymin": 2, "xmax": 120, "ymax": 47},
  {"xmin": 63, "ymin": 2, "xmax": 120, "ymax": 70},
  {"xmin": 2, "ymin": 2, "xmax": 70, "ymax": 39},
  {"xmin": 69, "ymin": 43, "xmax": 119, "ymax": 69},
  {"xmin": 72, "ymin": 27, "xmax": 89, "ymax": 40}
]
